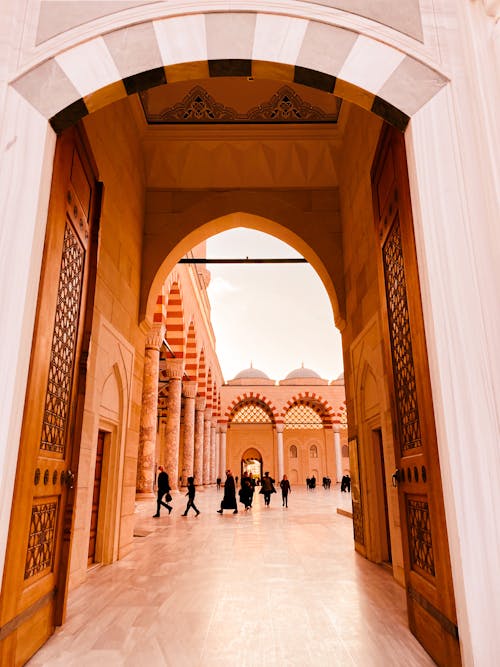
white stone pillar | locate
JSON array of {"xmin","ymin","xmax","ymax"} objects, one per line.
[
  {"xmin": 203, "ymin": 408, "xmax": 212, "ymax": 484},
  {"xmin": 276, "ymin": 422, "xmax": 285, "ymax": 480},
  {"xmin": 334, "ymin": 428, "xmax": 342, "ymax": 483},
  {"xmin": 219, "ymin": 423, "xmax": 227, "ymax": 478},
  {"xmin": 137, "ymin": 325, "xmax": 164, "ymax": 494},
  {"xmin": 194, "ymin": 397, "xmax": 205, "ymax": 486},
  {"xmin": 181, "ymin": 380, "xmax": 197, "ymax": 487},
  {"xmin": 163, "ymin": 358, "xmax": 184, "ymax": 490}
]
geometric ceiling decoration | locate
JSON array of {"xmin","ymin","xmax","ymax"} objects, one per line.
[{"xmin": 139, "ymin": 83, "xmax": 342, "ymax": 125}]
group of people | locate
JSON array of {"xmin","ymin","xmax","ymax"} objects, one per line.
[
  {"xmin": 218, "ymin": 470, "xmax": 292, "ymax": 513},
  {"xmin": 153, "ymin": 466, "xmax": 293, "ymax": 517},
  {"xmin": 153, "ymin": 465, "xmax": 200, "ymax": 517}
]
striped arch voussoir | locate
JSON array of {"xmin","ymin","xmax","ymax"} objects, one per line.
[
  {"xmin": 226, "ymin": 393, "xmax": 278, "ymax": 422},
  {"xmin": 165, "ymin": 281, "xmax": 185, "ymax": 358},
  {"xmin": 282, "ymin": 393, "xmax": 335, "ymax": 425}
]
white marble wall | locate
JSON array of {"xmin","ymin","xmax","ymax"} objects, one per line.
[
  {"xmin": 405, "ymin": 10, "xmax": 500, "ymax": 665},
  {"xmin": 0, "ymin": 88, "xmax": 56, "ymax": 578}
]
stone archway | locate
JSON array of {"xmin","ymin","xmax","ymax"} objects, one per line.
[
  {"xmin": 3, "ymin": 4, "xmax": 497, "ymax": 666},
  {"xmin": 241, "ymin": 447, "xmax": 263, "ymax": 482}
]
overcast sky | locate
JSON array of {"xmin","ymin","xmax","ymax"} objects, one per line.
[{"xmin": 206, "ymin": 228, "xmax": 344, "ymax": 383}]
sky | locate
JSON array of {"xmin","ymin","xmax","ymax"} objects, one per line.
[{"xmin": 205, "ymin": 228, "xmax": 344, "ymax": 383}]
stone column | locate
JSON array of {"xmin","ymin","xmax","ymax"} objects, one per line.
[
  {"xmin": 181, "ymin": 380, "xmax": 197, "ymax": 487},
  {"xmin": 276, "ymin": 422, "xmax": 285, "ymax": 481},
  {"xmin": 215, "ymin": 426, "xmax": 220, "ymax": 483},
  {"xmin": 194, "ymin": 397, "xmax": 206, "ymax": 485},
  {"xmin": 163, "ymin": 358, "xmax": 184, "ymax": 491},
  {"xmin": 137, "ymin": 325, "xmax": 164, "ymax": 494},
  {"xmin": 210, "ymin": 420, "xmax": 217, "ymax": 483},
  {"xmin": 219, "ymin": 422, "xmax": 227, "ymax": 478},
  {"xmin": 334, "ymin": 427, "xmax": 342, "ymax": 483},
  {"xmin": 203, "ymin": 408, "xmax": 212, "ymax": 484}
]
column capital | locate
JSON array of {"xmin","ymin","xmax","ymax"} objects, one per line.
[
  {"xmin": 218, "ymin": 422, "xmax": 228, "ymax": 434},
  {"xmin": 275, "ymin": 422, "xmax": 285, "ymax": 434},
  {"xmin": 145, "ymin": 324, "xmax": 165, "ymax": 350},
  {"xmin": 164, "ymin": 357, "xmax": 184, "ymax": 379},
  {"xmin": 204, "ymin": 407, "xmax": 213, "ymax": 419},
  {"xmin": 182, "ymin": 380, "xmax": 197, "ymax": 398},
  {"xmin": 195, "ymin": 396, "xmax": 206, "ymax": 411}
]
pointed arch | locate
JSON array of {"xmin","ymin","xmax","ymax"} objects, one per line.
[
  {"xmin": 206, "ymin": 368, "xmax": 213, "ymax": 409},
  {"xmin": 197, "ymin": 349, "xmax": 206, "ymax": 398},
  {"xmin": 282, "ymin": 392, "xmax": 335, "ymax": 427},
  {"xmin": 184, "ymin": 320, "xmax": 198, "ymax": 381},
  {"xmin": 226, "ymin": 394, "xmax": 278, "ymax": 424},
  {"xmin": 165, "ymin": 281, "xmax": 184, "ymax": 358}
]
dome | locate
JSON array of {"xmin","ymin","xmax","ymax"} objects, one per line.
[
  {"xmin": 232, "ymin": 365, "xmax": 270, "ymax": 381},
  {"xmin": 284, "ymin": 364, "xmax": 322, "ymax": 380}
]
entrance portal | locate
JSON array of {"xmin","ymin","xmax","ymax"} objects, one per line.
[{"xmin": 241, "ymin": 448, "xmax": 263, "ymax": 483}]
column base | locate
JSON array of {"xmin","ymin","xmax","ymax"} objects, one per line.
[{"xmin": 135, "ymin": 492, "xmax": 155, "ymax": 501}]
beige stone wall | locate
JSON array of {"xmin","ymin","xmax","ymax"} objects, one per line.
[
  {"xmin": 69, "ymin": 100, "xmax": 146, "ymax": 587},
  {"xmin": 338, "ymin": 105, "xmax": 403, "ymax": 582}
]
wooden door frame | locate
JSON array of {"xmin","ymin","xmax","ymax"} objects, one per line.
[
  {"xmin": 0, "ymin": 125, "xmax": 101, "ymax": 662},
  {"xmin": 371, "ymin": 124, "xmax": 460, "ymax": 665}
]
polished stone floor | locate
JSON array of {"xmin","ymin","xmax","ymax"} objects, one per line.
[{"xmin": 29, "ymin": 486, "xmax": 436, "ymax": 666}]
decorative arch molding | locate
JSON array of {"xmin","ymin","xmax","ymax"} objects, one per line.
[
  {"xmin": 225, "ymin": 394, "xmax": 278, "ymax": 423},
  {"xmin": 281, "ymin": 392, "xmax": 335, "ymax": 426},
  {"xmin": 184, "ymin": 320, "xmax": 198, "ymax": 382},
  {"xmin": 11, "ymin": 11, "xmax": 447, "ymax": 136},
  {"xmin": 165, "ymin": 280, "xmax": 185, "ymax": 358},
  {"xmin": 144, "ymin": 208, "xmax": 343, "ymax": 330}
]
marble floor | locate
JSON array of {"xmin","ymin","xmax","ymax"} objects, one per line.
[{"xmin": 28, "ymin": 486, "xmax": 436, "ymax": 667}]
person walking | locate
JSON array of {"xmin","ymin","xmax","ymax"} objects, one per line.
[
  {"xmin": 153, "ymin": 465, "xmax": 173, "ymax": 517},
  {"xmin": 182, "ymin": 476, "xmax": 200, "ymax": 516},
  {"xmin": 280, "ymin": 474, "xmax": 291, "ymax": 508},
  {"xmin": 239, "ymin": 474, "xmax": 254, "ymax": 510},
  {"xmin": 217, "ymin": 469, "xmax": 238, "ymax": 514},
  {"xmin": 259, "ymin": 471, "xmax": 276, "ymax": 507},
  {"xmin": 216, "ymin": 476, "xmax": 221, "ymax": 491}
]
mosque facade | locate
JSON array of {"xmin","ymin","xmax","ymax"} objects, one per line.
[{"xmin": 0, "ymin": 2, "xmax": 499, "ymax": 666}]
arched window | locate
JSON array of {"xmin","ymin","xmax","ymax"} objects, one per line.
[
  {"xmin": 285, "ymin": 404, "xmax": 323, "ymax": 429},
  {"xmin": 231, "ymin": 401, "xmax": 272, "ymax": 424},
  {"xmin": 290, "ymin": 445, "xmax": 298, "ymax": 458},
  {"xmin": 310, "ymin": 445, "xmax": 318, "ymax": 458}
]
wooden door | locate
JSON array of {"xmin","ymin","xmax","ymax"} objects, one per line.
[
  {"xmin": 372, "ymin": 126, "xmax": 460, "ymax": 665},
  {"xmin": 88, "ymin": 431, "xmax": 105, "ymax": 565},
  {"xmin": 0, "ymin": 127, "xmax": 101, "ymax": 665}
]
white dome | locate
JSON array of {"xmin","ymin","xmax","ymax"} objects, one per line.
[
  {"xmin": 232, "ymin": 366, "xmax": 270, "ymax": 380},
  {"xmin": 284, "ymin": 365, "xmax": 322, "ymax": 380}
]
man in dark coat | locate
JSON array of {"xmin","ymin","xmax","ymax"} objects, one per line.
[
  {"xmin": 260, "ymin": 471, "xmax": 276, "ymax": 506},
  {"xmin": 153, "ymin": 465, "xmax": 173, "ymax": 517},
  {"xmin": 217, "ymin": 469, "xmax": 238, "ymax": 514}
]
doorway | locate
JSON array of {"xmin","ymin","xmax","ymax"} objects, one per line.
[
  {"xmin": 372, "ymin": 428, "xmax": 392, "ymax": 566},
  {"xmin": 241, "ymin": 448, "xmax": 263, "ymax": 482},
  {"xmin": 88, "ymin": 430, "xmax": 105, "ymax": 566}
]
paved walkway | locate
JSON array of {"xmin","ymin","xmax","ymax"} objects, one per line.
[{"xmin": 29, "ymin": 485, "xmax": 435, "ymax": 666}]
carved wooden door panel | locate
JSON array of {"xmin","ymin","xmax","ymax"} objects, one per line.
[
  {"xmin": 0, "ymin": 128, "xmax": 100, "ymax": 665},
  {"xmin": 372, "ymin": 126, "xmax": 461, "ymax": 666}
]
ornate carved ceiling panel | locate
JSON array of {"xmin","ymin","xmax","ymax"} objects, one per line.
[{"xmin": 139, "ymin": 80, "xmax": 342, "ymax": 125}]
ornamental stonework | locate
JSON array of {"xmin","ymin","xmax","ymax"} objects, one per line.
[{"xmin": 140, "ymin": 85, "xmax": 341, "ymax": 124}]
